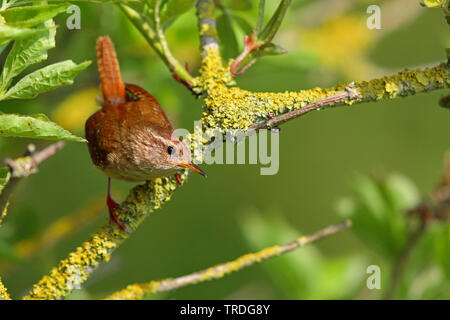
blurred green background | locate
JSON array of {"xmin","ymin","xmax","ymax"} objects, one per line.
[{"xmin": 0, "ymin": 0, "xmax": 449, "ymax": 299}]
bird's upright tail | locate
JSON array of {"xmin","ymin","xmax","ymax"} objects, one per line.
[{"xmin": 96, "ymin": 36, "xmax": 125, "ymax": 106}]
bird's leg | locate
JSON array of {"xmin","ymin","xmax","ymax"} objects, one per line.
[
  {"xmin": 107, "ymin": 177, "xmax": 130, "ymax": 233},
  {"xmin": 175, "ymin": 173, "xmax": 182, "ymax": 185}
]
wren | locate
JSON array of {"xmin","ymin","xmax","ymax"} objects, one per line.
[{"xmin": 85, "ymin": 36, "xmax": 205, "ymax": 232}]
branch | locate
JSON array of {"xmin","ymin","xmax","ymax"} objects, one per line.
[
  {"xmin": 0, "ymin": 142, "xmax": 66, "ymax": 219},
  {"xmin": 196, "ymin": 0, "xmax": 220, "ymax": 55},
  {"xmin": 23, "ymin": 173, "xmax": 188, "ymax": 300},
  {"xmin": 230, "ymin": 0, "xmax": 292, "ymax": 77},
  {"xmin": 199, "ymin": 62, "xmax": 449, "ymax": 133},
  {"xmin": 247, "ymin": 82, "xmax": 362, "ymax": 134},
  {"xmin": 0, "ymin": 276, "xmax": 11, "ymax": 300},
  {"xmin": 105, "ymin": 220, "xmax": 352, "ymax": 300}
]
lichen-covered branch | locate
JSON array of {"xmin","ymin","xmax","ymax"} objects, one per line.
[
  {"xmin": 194, "ymin": 58, "xmax": 449, "ymax": 133},
  {"xmin": 247, "ymin": 83, "xmax": 363, "ymax": 134},
  {"xmin": 21, "ymin": 1, "xmax": 449, "ymax": 301},
  {"xmin": 23, "ymin": 173, "xmax": 188, "ymax": 300},
  {"xmin": 196, "ymin": 0, "xmax": 219, "ymax": 55},
  {"xmin": 105, "ymin": 220, "xmax": 352, "ymax": 300},
  {"xmin": 0, "ymin": 276, "xmax": 11, "ymax": 300}
]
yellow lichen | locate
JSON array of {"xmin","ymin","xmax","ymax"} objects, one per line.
[
  {"xmin": 24, "ymin": 174, "xmax": 186, "ymax": 300},
  {"xmin": 199, "ymin": 23, "xmax": 210, "ymax": 36},
  {"xmin": 385, "ymin": 81, "xmax": 399, "ymax": 98},
  {"xmin": 0, "ymin": 201, "xmax": 9, "ymax": 227},
  {"xmin": 0, "ymin": 276, "xmax": 11, "ymax": 300},
  {"xmin": 195, "ymin": 62, "xmax": 449, "ymax": 134}
]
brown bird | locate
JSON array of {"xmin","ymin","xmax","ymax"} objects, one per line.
[{"xmin": 85, "ymin": 36, "xmax": 205, "ymax": 232}]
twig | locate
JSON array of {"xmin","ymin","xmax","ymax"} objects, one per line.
[
  {"xmin": 0, "ymin": 141, "xmax": 66, "ymax": 219},
  {"xmin": 230, "ymin": 30, "xmax": 259, "ymax": 77},
  {"xmin": 196, "ymin": 0, "xmax": 220, "ymax": 55},
  {"xmin": 118, "ymin": 4, "xmax": 193, "ymax": 86},
  {"xmin": 247, "ymin": 83, "xmax": 363, "ymax": 134},
  {"xmin": 200, "ymin": 62, "xmax": 449, "ymax": 133},
  {"xmin": 105, "ymin": 220, "xmax": 352, "ymax": 300},
  {"xmin": 230, "ymin": 0, "xmax": 291, "ymax": 77}
]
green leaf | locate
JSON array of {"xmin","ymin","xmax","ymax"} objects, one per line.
[
  {"xmin": 0, "ymin": 3, "xmax": 70, "ymax": 28},
  {"xmin": 160, "ymin": 0, "xmax": 196, "ymax": 28},
  {"xmin": 0, "ymin": 24, "xmax": 46, "ymax": 44},
  {"xmin": 318, "ymin": 255, "xmax": 367, "ymax": 299},
  {"xmin": 0, "ymin": 167, "xmax": 11, "ymax": 196},
  {"xmin": 256, "ymin": 0, "xmax": 265, "ymax": 34},
  {"xmin": 239, "ymin": 208, "xmax": 323, "ymax": 299},
  {"xmin": 217, "ymin": 14, "xmax": 239, "ymax": 59},
  {"xmin": 1, "ymin": 60, "xmax": 91, "ymax": 101},
  {"xmin": 336, "ymin": 173, "xmax": 416, "ymax": 258},
  {"xmin": 0, "ymin": 19, "xmax": 56, "ymax": 93},
  {"xmin": 0, "ymin": 113, "xmax": 86, "ymax": 142},
  {"xmin": 259, "ymin": 0, "xmax": 291, "ymax": 42},
  {"xmin": 259, "ymin": 42, "xmax": 287, "ymax": 56}
]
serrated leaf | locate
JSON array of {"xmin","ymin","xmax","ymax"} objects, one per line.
[
  {"xmin": 1, "ymin": 60, "xmax": 91, "ymax": 101},
  {"xmin": 217, "ymin": 14, "xmax": 239, "ymax": 59},
  {"xmin": 0, "ymin": 3, "xmax": 70, "ymax": 28},
  {"xmin": 0, "ymin": 19, "xmax": 56, "ymax": 93},
  {"xmin": 160, "ymin": 0, "xmax": 196, "ymax": 28},
  {"xmin": 0, "ymin": 167, "xmax": 11, "ymax": 196},
  {"xmin": 0, "ymin": 113, "xmax": 85, "ymax": 142},
  {"xmin": 0, "ymin": 25, "xmax": 46, "ymax": 44}
]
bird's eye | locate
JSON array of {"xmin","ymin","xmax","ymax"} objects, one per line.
[{"xmin": 167, "ymin": 146, "xmax": 175, "ymax": 155}]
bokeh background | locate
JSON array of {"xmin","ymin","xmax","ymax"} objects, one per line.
[{"xmin": 0, "ymin": 0, "xmax": 449, "ymax": 299}]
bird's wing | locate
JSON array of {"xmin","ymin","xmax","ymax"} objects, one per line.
[{"xmin": 123, "ymin": 83, "xmax": 174, "ymax": 139}]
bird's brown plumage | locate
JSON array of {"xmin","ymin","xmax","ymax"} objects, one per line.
[{"xmin": 85, "ymin": 36, "xmax": 194, "ymax": 182}]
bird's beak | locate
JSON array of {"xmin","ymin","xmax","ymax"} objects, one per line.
[{"xmin": 179, "ymin": 162, "xmax": 207, "ymax": 177}]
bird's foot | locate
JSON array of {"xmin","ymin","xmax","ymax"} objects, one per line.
[
  {"xmin": 175, "ymin": 173, "xmax": 182, "ymax": 185},
  {"xmin": 107, "ymin": 195, "xmax": 130, "ymax": 234}
]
